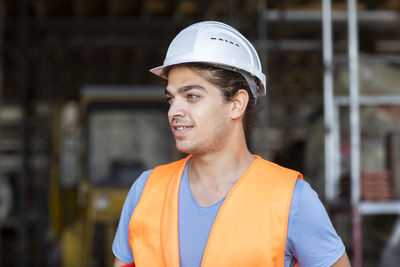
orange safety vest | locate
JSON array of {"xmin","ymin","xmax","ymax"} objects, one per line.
[{"xmin": 128, "ymin": 155, "xmax": 302, "ymax": 267}]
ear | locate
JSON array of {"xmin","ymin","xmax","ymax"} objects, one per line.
[{"xmin": 230, "ymin": 89, "xmax": 249, "ymax": 120}]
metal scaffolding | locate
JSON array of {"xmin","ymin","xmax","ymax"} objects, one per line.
[{"xmin": 322, "ymin": 1, "xmax": 400, "ymax": 266}]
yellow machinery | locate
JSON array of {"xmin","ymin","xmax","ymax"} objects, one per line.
[{"xmin": 50, "ymin": 86, "xmax": 178, "ymax": 266}]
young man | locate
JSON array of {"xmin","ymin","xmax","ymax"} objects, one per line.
[{"xmin": 113, "ymin": 21, "xmax": 351, "ymax": 267}]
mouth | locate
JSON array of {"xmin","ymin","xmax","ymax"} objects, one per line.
[
  {"xmin": 175, "ymin": 126, "xmax": 190, "ymax": 131},
  {"xmin": 171, "ymin": 124, "xmax": 193, "ymax": 137}
]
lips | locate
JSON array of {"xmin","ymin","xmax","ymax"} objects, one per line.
[
  {"xmin": 171, "ymin": 123, "xmax": 193, "ymax": 137},
  {"xmin": 175, "ymin": 126, "xmax": 189, "ymax": 131}
]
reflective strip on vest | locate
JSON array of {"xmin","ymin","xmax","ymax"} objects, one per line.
[{"xmin": 128, "ymin": 155, "xmax": 302, "ymax": 267}]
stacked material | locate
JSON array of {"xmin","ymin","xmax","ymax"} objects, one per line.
[{"xmin": 362, "ymin": 171, "xmax": 391, "ymax": 201}]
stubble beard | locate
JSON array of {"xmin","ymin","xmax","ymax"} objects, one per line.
[{"xmin": 175, "ymin": 116, "xmax": 230, "ymax": 156}]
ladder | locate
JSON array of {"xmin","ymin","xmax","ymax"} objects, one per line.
[{"xmin": 322, "ymin": 1, "xmax": 400, "ymax": 266}]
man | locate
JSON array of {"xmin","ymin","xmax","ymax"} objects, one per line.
[{"xmin": 113, "ymin": 21, "xmax": 351, "ymax": 267}]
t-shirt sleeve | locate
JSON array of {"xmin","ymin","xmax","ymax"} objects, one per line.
[
  {"xmin": 286, "ymin": 180, "xmax": 346, "ymax": 267},
  {"xmin": 112, "ymin": 170, "xmax": 152, "ymax": 263}
]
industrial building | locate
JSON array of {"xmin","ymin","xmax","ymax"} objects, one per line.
[{"xmin": 0, "ymin": 0, "xmax": 399, "ymax": 266}]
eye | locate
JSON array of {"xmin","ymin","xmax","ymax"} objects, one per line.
[
  {"xmin": 165, "ymin": 96, "xmax": 173, "ymax": 105},
  {"xmin": 187, "ymin": 94, "xmax": 200, "ymax": 101}
]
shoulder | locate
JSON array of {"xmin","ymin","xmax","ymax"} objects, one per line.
[
  {"xmin": 287, "ymin": 180, "xmax": 345, "ymax": 266},
  {"xmin": 289, "ymin": 179, "xmax": 331, "ymax": 230},
  {"xmin": 256, "ymin": 157, "xmax": 303, "ymax": 181},
  {"xmin": 124, "ymin": 169, "xmax": 153, "ymax": 211},
  {"xmin": 112, "ymin": 169, "xmax": 153, "ymax": 263}
]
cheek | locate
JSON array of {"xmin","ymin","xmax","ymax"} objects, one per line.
[
  {"xmin": 204, "ymin": 106, "xmax": 230, "ymax": 129},
  {"xmin": 191, "ymin": 98, "xmax": 230, "ymax": 127}
]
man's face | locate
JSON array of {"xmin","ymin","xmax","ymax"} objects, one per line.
[{"xmin": 165, "ymin": 66, "xmax": 232, "ymax": 155}]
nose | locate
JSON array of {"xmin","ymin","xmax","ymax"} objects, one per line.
[{"xmin": 167, "ymin": 98, "xmax": 186, "ymax": 119}]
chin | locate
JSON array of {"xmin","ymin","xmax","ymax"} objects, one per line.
[
  {"xmin": 175, "ymin": 144, "xmax": 192, "ymax": 154},
  {"xmin": 175, "ymin": 143, "xmax": 200, "ymax": 155}
]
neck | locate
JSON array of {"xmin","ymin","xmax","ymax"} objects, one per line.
[
  {"xmin": 189, "ymin": 130, "xmax": 254, "ymax": 187},
  {"xmin": 185, "ymin": 125, "xmax": 256, "ymax": 207}
]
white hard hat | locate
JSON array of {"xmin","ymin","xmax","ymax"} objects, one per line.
[{"xmin": 150, "ymin": 21, "xmax": 266, "ymax": 98}]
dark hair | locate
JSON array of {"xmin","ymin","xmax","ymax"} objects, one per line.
[{"xmin": 164, "ymin": 63, "xmax": 260, "ymax": 137}]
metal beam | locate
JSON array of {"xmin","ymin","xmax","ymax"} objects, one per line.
[
  {"xmin": 264, "ymin": 9, "xmax": 400, "ymax": 23},
  {"xmin": 17, "ymin": 0, "xmax": 29, "ymax": 264},
  {"xmin": 40, "ymin": 36, "xmax": 169, "ymax": 48},
  {"xmin": 359, "ymin": 201, "xmax": 400, "ymax": 215},
  {"xmin": 335, "ymin": 95, "xmax": 400, "ymax": 106},
  {"xmin": 4, "ymin": 17, "xmax": 191, "ymax": 32},
  {"xmin": 322, "ymin": 0, "xmax": 340, "ymax": 202},
  {"xmin": 347, "ymin": 0, "xmax": 362, "ymax": 266}
]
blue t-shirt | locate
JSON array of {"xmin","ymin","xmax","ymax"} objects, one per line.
[{"xmin": 113, "ymin": 162, "xmax": 345, "ymax": 267}]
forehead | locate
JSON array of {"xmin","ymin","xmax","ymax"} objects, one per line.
[
  {"xmin": 166, "ymin": 66, "xmax": 217, "ymax": 93},
  {"xmin": 167, "ymin": 66, "xmax": 206, "ymax": 83}
]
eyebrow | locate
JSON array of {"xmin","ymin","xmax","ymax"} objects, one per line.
[{"xmin": 165, "ymin": 85, "xmax": 207, "ymax": 95}]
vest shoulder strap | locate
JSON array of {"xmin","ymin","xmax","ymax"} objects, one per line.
[
  {"xmin": 128, "ymin": 155, "xmax": 191, "ymax": 266},
  {"xmin": 201, "ymin": 157, "xmax": 300, "ymax": 267}
]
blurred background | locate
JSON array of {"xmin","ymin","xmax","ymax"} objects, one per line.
[{"xmin": 0, "ymin": 0, "xmax": 399, "ymax": 266}]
